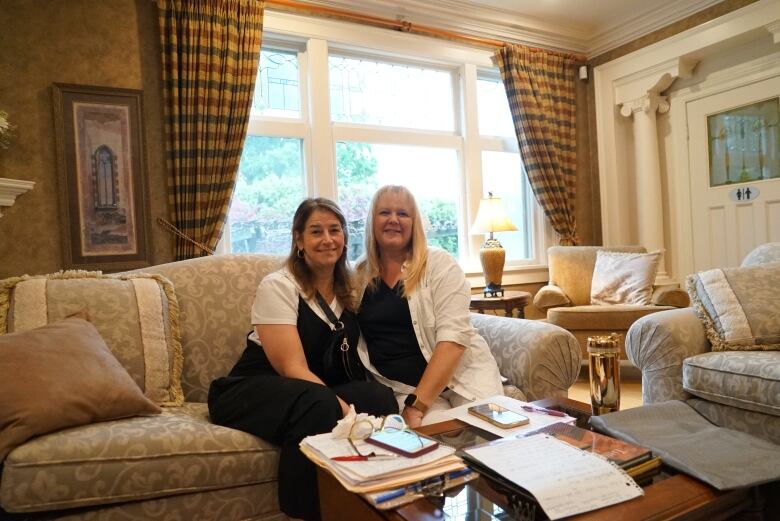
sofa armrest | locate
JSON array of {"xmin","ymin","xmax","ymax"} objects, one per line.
[
  {"xmin": 625, "ymin": 307, "xmax": 710, "ymax": 404},
  {"xmin": 471, "ymin": 313, "xmax": 581, "ymax": 401},
  {"xmin": 533, "ymin": 284, "xmax": 571, "ymax": 313},
  {"xmin": 651, "ymin": 286, "xmax": 690, "ymax": 308}
]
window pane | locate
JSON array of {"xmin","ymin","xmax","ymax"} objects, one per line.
[
  {"xmin": 477, "ymin": 77, "xmax": 515, "ymax": 137},
  {"xmin": 336, "ymin": 142, "xmax": 460, "ymax": 260},
  {"xmin": 481, "ymin": 151, "xmax": 530, "ymax": 260},
  {"xmin": 252, "ymin": 49, "xmax": 300, "ymax": 118},
  {"xmin": 229, "ymin": 136, "xmax": 305, "ymax": 254},
  {"xmin": 329, "ymin": 55, "xmax": 454, "ymax": 131}
]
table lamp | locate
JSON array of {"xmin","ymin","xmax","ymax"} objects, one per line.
[{"xmin": 471, "ymin": 192, "xmax": 517, "ymax": 297}]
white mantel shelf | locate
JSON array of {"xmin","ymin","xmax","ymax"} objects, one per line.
[{"xmin": 0, "ymin": 177, "xmax": 35, "ymax": 218}]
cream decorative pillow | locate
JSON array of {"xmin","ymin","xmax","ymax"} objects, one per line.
[
  {"xmin": 687, "ymin": 264, "xmax": 780, "ymax": 351},
  {"xmin": 0, "ymin": 317, "xmax": 161, "ymax": 460},
  {"xmin": 590, "ymin": 250, "xmax": 661, "ymax": 305},
  {"xmin": 0, "ymin": 271, "xmax": 183, "ymax": 406}
]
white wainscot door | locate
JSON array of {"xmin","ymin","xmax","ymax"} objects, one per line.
[{"xmin": 687, "ymin": 74, "xmax": 780, "ymax": 271}]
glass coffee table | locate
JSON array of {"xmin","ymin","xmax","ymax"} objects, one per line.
[{"xmin": 318, "ymin": 396, "xmax": 759, "ymax": 521}]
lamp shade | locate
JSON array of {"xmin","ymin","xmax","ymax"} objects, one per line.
[{"xmin": 471, "ymin": 193, "xmax": 517, "ymax": 235}]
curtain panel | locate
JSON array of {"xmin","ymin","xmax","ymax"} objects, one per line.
[
  {"xmin": 494, "ymin": 44, "xmax": 579, "ymax": 245},
  {"xmin": 158, "ymin": 0, "xmax": 264, "ymax": 260}
]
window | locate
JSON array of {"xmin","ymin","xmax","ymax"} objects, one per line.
[{"xmin": 221, "ymin": 29, "xmax": 546, "ymax": 281}]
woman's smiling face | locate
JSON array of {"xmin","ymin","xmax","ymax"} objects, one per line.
[
  {"xmin": 295, "ymin": 209, "xmax": 345, "ymax": 272},
  {"xmin": 373, "ymin": 191, "xmax": 413, "ymax": 254}
]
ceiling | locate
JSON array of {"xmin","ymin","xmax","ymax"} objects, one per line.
[{"xmin": 281, "ymin": 0, "xmax": 727, "ymax": 57}]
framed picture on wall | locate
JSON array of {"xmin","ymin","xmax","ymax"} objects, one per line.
[{"xmin": 52, "ymin": 83, "xmax": 151, "ymax": 271}]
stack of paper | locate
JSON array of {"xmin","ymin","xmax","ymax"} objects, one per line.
[{"xmin": 300, "ymin": 432, "xmax": 465, "ymax": 493}]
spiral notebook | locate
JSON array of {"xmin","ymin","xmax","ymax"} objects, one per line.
[{"xmin": 460, "ymin": 434, "xmax": 643, "ymax": 520}]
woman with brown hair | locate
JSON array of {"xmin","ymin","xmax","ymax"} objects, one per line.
[{"xmin": 208, "ymin": 197, "xmax": 397, "ymax": 521}]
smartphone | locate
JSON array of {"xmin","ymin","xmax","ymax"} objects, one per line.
[
  {"xmin": 365, "ymin": 429, "xmax": 439, "ymax": 458},
  {"xmin": 468, "ymin": 403, "xmax": 529, "ymax": 429}
]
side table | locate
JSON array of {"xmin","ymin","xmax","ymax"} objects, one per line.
[{"xmin": 469, "ymin": 290, "xmax": 531, "ymax": 318}]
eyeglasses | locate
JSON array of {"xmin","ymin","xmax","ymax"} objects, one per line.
[{"xmin": 339, "ymin": 414, "xmax": 424, "ymax": 460}]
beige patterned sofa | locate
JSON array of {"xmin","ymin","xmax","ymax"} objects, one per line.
[
  {"xmin": 0, "ymin": 254, "xmax": 581, "ymax": 520},
  {"xmin": 626, "ymin": 243, "xmax": 780, "ymax": 445}
]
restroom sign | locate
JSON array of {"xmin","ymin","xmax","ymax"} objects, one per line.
[{"xmin": 729, "ymin": 186, "xmax": 760, "ymax": 202}]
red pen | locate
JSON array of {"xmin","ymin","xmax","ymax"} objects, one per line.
[
  {"xmin": 331, "ymin": 454, "xmax": 397, "ymax": 461},
  {"xmin": 521, "ymin": 405, "xmax": 566, "ymax": 417}
]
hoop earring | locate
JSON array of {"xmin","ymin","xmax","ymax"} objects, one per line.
[{"xmin": 296, "ymin": 248, "xmax": 305, "ymax": 259}]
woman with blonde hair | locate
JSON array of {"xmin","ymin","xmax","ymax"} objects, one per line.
[
  {"xmin": 356, "ymin": 185, "xmax": 503, "ymax": 428},
  {"xmin": 209, "ymin": 197, "xmax": 397, "ymax": 521}
]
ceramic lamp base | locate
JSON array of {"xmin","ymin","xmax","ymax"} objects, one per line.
[{"xmin": 479, "ymin": 240, "xmax": 506, "ymax": 298}]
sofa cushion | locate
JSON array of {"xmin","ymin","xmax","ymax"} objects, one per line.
[
  {"xmin": 547, "ymin": 304, "xmax": 674, "ymax": 331},
  {"xmin": 590, "ymin": 250, "xmax": 660, "ymax": 305},
  {"xmin": 683, "ymin": 351, "xmax": 780, "ymax": 418},
  {"xmin": 0, "ymin": 271, "xmax": 184, "ymax": 405},
  {"xmin": 0, "ymin": 402, "xmax": 278, "ymax": 513},
  {"xmin": 687, "ymin": 264, "xmax": 780, "ymax": 352},
  {"xmin": 0, "ymin": 317, "xmax": 161, "ymax": 461}
]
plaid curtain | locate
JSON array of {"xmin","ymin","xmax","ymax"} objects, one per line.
[
  {"xmin": 158, "ymin": 0, "xmax": 264, "ymax": 260},
  {"xmin": 494, "ymin": 44, "xmax": 579, "ymax": 245}
]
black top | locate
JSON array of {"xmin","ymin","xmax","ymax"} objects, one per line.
[
  {"xmin": 358, "ymin": 279, "xmax": 427, "ymax": 387},
  {"xmin": 228, "ymin": 297, "xmax": 360, "ymax": 380}
]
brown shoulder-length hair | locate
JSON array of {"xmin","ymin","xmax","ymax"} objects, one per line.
[
  {"xmin": 285, "ymin": 197, "xmax": 356, "ymax": 311},
  {"xmin": 356, "ymin": 185, "xmax": 428, "ymax": 297}
]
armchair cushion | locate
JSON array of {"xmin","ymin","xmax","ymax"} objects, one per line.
[
  {"xmin": 652, "ymin": 286, "xmax": 690, "ymax": 308},
  {"xmin": 547, "ymin": 304, "xmax": 674, "ymax": 331},
  {"xmin": 590, "ymin": 250, "xmax": 660, "ymax": 305},
  {"xmin": 532, "ymin": 284, "xmax": 570, "ymax": 312},
  {"xmin": 687, "ymin": 264, "xmax": 780, "ymax": 352},
  {"xmin": 683, "ymin": 351, "xmax": 780, "ymax": 417},
  {"xmin": 0, "ymin": 317, "xmax": 161, "ymax": 461}
]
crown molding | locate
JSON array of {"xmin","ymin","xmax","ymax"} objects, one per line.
[
  {"xmin": 267, "ymin": 0, "xmax": 727, "ymax": 57},
  {"xmin": 586, "ymin": 0, "xmax": 723, "ymax": 57}
]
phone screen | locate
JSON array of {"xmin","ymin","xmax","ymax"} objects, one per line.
[
  {"xmin": 366, "ymin": 431, "xmax": 438, "ymax": 454},
  {"xmin": 468, "ymin": 403, "xmax": 529, "ymax": 428}
]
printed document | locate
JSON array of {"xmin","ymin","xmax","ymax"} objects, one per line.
[{"xmin": 463, "ymin": 434, "xmax": 643, "ymax": 519}]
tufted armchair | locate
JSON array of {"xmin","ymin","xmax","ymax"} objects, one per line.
[
  {"xmin": 626, "ymin": 243, "xmax": 780, "ymax": 444},
  {"xmin": 533, "ymin": 246, "xmax": 690, "ymax": 362}
]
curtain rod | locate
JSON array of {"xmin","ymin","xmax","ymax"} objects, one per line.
[{"xmin": 265, "ymin": 0, "xmax": 586, "ymax": 61}]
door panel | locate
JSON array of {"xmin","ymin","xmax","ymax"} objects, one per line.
[{"xmin": 687, "ymin": 75, "xmax": 780, "ymax": 271}]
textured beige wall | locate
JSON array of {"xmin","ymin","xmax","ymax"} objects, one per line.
[{"xmin": 0, "ymin": 0, "xmax": 172, "ymax": 279}]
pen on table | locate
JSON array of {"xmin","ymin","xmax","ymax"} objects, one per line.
[{"xmin": 521, "ymin": 405, "xmax": 566, "ymax": 417}]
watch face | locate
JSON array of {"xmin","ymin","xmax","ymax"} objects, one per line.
[{"xmin": 404, "ymin": 394, "xmax": 417, "ymax": 406}]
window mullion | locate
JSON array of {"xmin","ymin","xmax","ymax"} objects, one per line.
[
  {"xmin": 306, "ymin": 38, "xmax": 337, "ymax": 199},
  {"xmin": 461, "ymin": 63, "xmax": 483, "ymax": 269}
]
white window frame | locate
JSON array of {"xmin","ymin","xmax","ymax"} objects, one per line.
[{"xmin": 219, "ymin": 11, "xmax": 553, "ymax": 285}]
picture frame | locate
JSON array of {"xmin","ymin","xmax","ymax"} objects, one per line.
[{"xmin": 52, "ymin": 83, "xmax": 151, "ymax": 271}]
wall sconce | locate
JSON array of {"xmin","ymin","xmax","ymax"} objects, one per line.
[{"xmin": 471, "ymin": 192, "xmax": 517, "ymax": 297}]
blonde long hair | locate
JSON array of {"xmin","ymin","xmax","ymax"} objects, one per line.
[{"xmin": 357, "ymin": 185, "xmax": 428, "ymax": 297}]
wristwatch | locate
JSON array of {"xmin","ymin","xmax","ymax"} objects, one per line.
[{"xmin": 404, "ymin": 393, "xmax": 429, "ymax": 413}]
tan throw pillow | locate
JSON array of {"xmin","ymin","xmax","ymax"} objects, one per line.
[
  {"xmin": 687, "ymin": 264, "xmax": 780, "ymax": 351},
  {"xmin": 590, "ymin": 250, "xmax": 660, "ymax": 305},
  {"xmin": 0, "ymin": 271, "xmax": 183, "ymax": 406},
  {"xmin": 0, "ymin": 317, "xmax": 161, "ymax": 460}
]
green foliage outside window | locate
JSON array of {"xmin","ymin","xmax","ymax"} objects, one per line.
[{"xmin": 230, "ymin": 139, "xmax": 459, "ymax": 259}]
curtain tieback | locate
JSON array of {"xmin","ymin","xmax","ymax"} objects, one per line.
[{"xmin": 156, "ymin": 218, "xmax": 215, "ymax": 255}]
